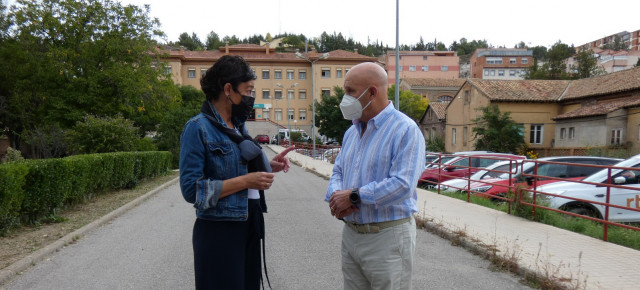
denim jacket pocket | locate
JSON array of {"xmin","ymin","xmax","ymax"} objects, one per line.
[{"xmin": 206, "ymin": 142, "xmax": 234, "ymax": 177}]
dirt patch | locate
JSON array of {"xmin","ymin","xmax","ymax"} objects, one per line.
[{"xmin": 0, "ymin": 171, "xmax": 179, "ymax": 270}]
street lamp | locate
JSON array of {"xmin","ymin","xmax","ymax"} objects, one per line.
[
  {"xmin": 295, "ymin": 51, "xmax": 329, "ymax": 158},
  {"xmin": 276, "ymin": 82, "xmax": 298, "ymax": 135}
]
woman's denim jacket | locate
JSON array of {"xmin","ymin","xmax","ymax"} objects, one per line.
[{"xmin": 179, "ymin": 109, "xmax": 250, "ymax": 221}]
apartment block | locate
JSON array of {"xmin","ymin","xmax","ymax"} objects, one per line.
[
  {"xmin": 470, "ymin": 48, "xmax": 533, "ymax": 80},
  {"xmin": 160, "ymin": 44, "xmax": 376, "ymax": 135},
  {"xmin": 566, "ymin": 48, "xmax": 640, "ymax": 74},
  {"xmin": 384, "ymin": 50, "xmax": 460, "ymax": 85},
  {"xmin": 578, "ymin": 29, "xmax": 640, "ymax": 52}
]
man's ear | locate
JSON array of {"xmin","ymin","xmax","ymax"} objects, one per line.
[{"xmin": 369, "ymin": 86, "xmax": 377, "ymax": 99}]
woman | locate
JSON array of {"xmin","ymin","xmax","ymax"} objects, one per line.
[{"xmin": 179, "ymin": 55, "xmax": 293, "ymax": 289}]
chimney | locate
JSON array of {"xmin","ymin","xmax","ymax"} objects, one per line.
[
  {"xmin": 354, "ymin": 48, "xmax": 358, "ymax": 54},
  {"xmin": 266, "ymin": 42, "xmax": 270, "ymax": 55},
  {"xmin": 225, "ymin": 41, "xmax": 229, "ymax": 54}
]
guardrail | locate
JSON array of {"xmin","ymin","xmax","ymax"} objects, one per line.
[
  {"xmin": 419, "ymin": 153, "xmax": 640, "ymax": 241},
  {"xmin": 282, "ymin": 142, "xmax": 341, "ymax": 163}
]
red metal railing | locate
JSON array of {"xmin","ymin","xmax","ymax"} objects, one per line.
[{"xmin": 419, "ymin": 154, "xmax": 640, "ymax": 241}]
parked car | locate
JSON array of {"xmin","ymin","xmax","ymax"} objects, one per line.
[
  {"xmin": 467, "ymin": 156, "xmax": 623, "ymax": 200},
  {"xmin": 254, "ymin": 134, "xmax": 270, "ymax": 144},
  {"xmin": 540, "ymin": 154, "xmax": 640, "ymax": 222},
  {"xmin": 424, "ymin": 151, "xmax": 491, "ymax": 170},
  {"xmin": 439, "ymin": 160, "xmax": 522, "ymax": 192},
  {"xmin": 418, "ymin": 152, "xmax": 526, "ymax": 188}
]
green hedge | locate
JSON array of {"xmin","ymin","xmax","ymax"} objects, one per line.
[{"xmin": 0, "ymin": 151, "xmax": 171, "ymax": 234}]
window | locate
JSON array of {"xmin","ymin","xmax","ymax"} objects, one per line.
[
  {"xmin": 611, "ymin": 128, "xmax": 623, "ymax": 145},
  {"xmin": 398, "ymin": 65, "xmax": 403, "ymax": 71},
  {"xmin": 321, "ymin": 68, "xmax": 330, "ymax": 78},
  {"xmin": 321, "ymin": 89, "xmax": 330, "ymax": 97},
  {"xmin": 437, "ymin": 95, "xmax": 452, "ymax": 102},
  {"xmin": 274, "ymin": 70, "xmax": 282, "ymax": 79},
  {"xmin": 262, "ymin": 90, "xmax": 270, "ymax": 99},
  {"xmin": 441, "ymin": 66, "xmax": 449, "ymax": 72},
  {"xmin": 530, "ymin": 124, "xmax": 543, "ymax": 144},
  {"xmin": 201, "ymin": 69, "xmax": 207, "ymax": 77},
  {"xmin": 409, "ymin": 65, "xmax": 416, "ymax": 71},
  {"xmin": 188, "ymin": 69, "xmax": 196, "ymax": 78},
  {"xmin": 299, "ymin": 70, "xmax": 306, "ymax": 80},
  {"xmin": 464, "ymin": 90, "xmax": 470, "ymax": 104},
  {"xmin": 287, "ymin": 90, "xmax": 295, "ymax": 99},
  {"xmin": 164, "ymin": 66, "xmax": 172, "ymax": 74},
  {"xmin": 484, "ymin": 70, "xmax": 489, "ymax": 76},
  {"xmin": 275, "ymin": 109, "xmax": 282, "ymax": 121},
  {"xmin": 262, "ymin": 70, "xmax": 270, "ymax": 79},
  {"xmin": 275, "ymin": 90, "xmax": 283, "ymax": 99},
  {"xmin": 489, "ymin": 70, "xmax": 495, "ymax": 76},
  {"xmin": 463, "ymin": 126, "xmax": 468, "ymax": 146},
  {"xmin": 336, "ymin": 69, "xmax": 342, "ymax": 78},
  {"xmin": 510, "ymin": 58, "xmax": 516, "ymax": 64},
  {"xmin": 509, "ymin": 70, "xmax": 516, "ymax": 76},
  {"xmin": 522, "ymin": 58, "xmax": 529, "ymax": 64},
  {"xmin": 299, "ymin": 90, "xmax": 307, "ymax": 99},
  {"xmin": 516, "ymin": 124, "xmax": 524, "ymax": 137},
  {"xmin": 288, "ymin": 109, "xmax": 294, "ymax": 120},
  {"xmin": 486, "ymin": 57, "xmax": 503, "ymax": 64},
  {"xmin": 422, "ymin": 65, "xmax": 429, "ymax": 72},
  {"xmin": 262, "ymin": 109, "xmax": 270, "ymax": 119},
  {"xmin": 251, "ymin": 90, "xmax": 256, "ymax": 98},
  {"xmin": 569, "ymin": 127, "xmax": 575, "ymax": 139},
  {"xmin": 286, "ymin": 70, "xmax": 294, "ymax": 80},
  {"xmin": 452, "ymin": 128, "xmax": 457, "ymax": 145},
  {"xmin": 299, "ymin": 110, "xmax": 307, "ymax": 120},
  {"xmin": 560, "ymin": 128, "xmax": 566, "ymax": 139},
  {"xmin": 423, "ymin": 56, "xmax": 428, "ymax": 60},
  {"xmin": 498, "ymin": 70, "xmax": 505, "ymax": 76}
]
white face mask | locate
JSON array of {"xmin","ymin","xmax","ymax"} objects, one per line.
[{"xmin": 339, "ymin": 87, "xmax": 373, "ymax": 120}]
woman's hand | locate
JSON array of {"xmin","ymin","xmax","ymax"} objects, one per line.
[
  {"xmin": 271, "ymin": 146, "xmax": 295, "ymax": 173},
  {"xmin": 245, "ymin": 172, "xmax": 275, "ymax": 190}
]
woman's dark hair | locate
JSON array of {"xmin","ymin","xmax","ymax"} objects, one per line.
[{"xmin": 200, "ymin": 55, "xmax": 256, "ymax": 101}]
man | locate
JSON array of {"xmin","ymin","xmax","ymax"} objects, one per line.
[{"xmin": 326, "ymin": 62, "xmax": 425, "ymax": 289}]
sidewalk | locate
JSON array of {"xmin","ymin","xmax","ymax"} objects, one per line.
[{"xmin": 272, "ymin": 145, "xmax": 640, "ymax": 289}]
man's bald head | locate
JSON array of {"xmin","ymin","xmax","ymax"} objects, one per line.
[{"xmin": 343, "ymin": 62, "xmax": 390, "ymax": 122}]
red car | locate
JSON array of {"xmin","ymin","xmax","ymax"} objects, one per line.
[
  {"xmin": 254, "ymin": 134, "xmax": 270, "ymax": 144},
  {"xmin": 418, "ymin": 153, "xmax": 526, "ymax": 189},
  {"xmin": 467, "ymin": 156, "xmax": 623, "ymax": 200}
]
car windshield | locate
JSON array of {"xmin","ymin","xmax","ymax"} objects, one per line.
[{"xmin": 583, "ymin": 158, "xmax": 639, "ymax": 183}]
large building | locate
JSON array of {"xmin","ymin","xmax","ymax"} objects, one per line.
[
  {"xmin": 578, "ymin": 29, "xmax": 640, "ymax": 52},
  {"xmin": 470, "ymin": 48, "xmax": 533, "ymax": 80},
  {"xmin": 161, "ymin": 44, "xmax": 377, "ymax": 135},
  {"xmin": 384, "ymin": 50, "xmax": 460, "ymax": 85},
  {"xmin": 566, "ymin": 48, "xmax": 640, "ymax": 74}
]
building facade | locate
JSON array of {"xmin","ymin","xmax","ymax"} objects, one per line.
[
  {"xmin": 384, "ymin": 50, "xmax": 460, "ymax": 85},
  {"xmin": 566, "ymin": 48, "xmax": 640, "ymax": 74},
  {"xmin": 578, "ymin": 29, "xmax": 640, "ymax": 52},
  {"xmin": 470, "ymin": 48, "xmax": 533, "ymax": 80},
  {"xmin": 419, "ymin": 102, "xmax": 448, "ymax": 142},
  {"xmin": 399, "ymin": 78, "xmax": 465, "ymax": 103},
  {"xmin": 161, "ymin": 44, "xmax": 377, "ymax": 135}
]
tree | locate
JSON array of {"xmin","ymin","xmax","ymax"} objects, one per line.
[
  {"xmin": 530, "ymin": 45, "xmax": 548, "ymax": 61},
  {"xmin": 472, "ymin": 105, "xmax": 523, "ymax": 154},
  {"xmin": 314, "ymin": 86, "xmax": 351, "ymax": 144},
  {"xmin": 524, "ymin": 41, "xmax": 574, "ymax": 80},
  {"xmin": 602, "ymin": 35, "xmax": 628, "ymax": 51},
  {"xmin": 571, "ymin": 49, "xmax": 605, "ymax": 79},
  {"xmin": 387, "ymin": 85, "xmax": 429, "ymax": 122},
  {"xmin": 1, "ymin": 0, "xmax": 179, "ymax": 153},
  {"xmin": 177, "ymin": 32, "xmax": 204, "ymax": 50},
  {"xmin": 205, "ymin": 31, "xmax": 222, "ymax": 50}
]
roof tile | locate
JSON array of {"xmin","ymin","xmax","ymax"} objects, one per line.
[{"xmin": 470, "ymin": 79, "xmax": 571, "ymax": 102}]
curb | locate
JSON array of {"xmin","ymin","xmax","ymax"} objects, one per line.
[{"xmin": 0, "ymin": 176, "xmax": 180, "ymax": 286}]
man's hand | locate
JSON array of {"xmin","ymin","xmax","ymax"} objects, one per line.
[
  {"xmin": 329, "ymin": 189, "xmax": 359, "ymax": 219},
  {"xmin": 271, "ymin": 146, "xmax": 295, "ymax": 173}
]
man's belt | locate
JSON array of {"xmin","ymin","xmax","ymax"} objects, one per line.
[{"xmin": 343, "ymin": 217, "xmax": 411, "ymax": 234}]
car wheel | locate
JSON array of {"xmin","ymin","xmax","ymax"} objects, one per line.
[
  {"xmin": 490, "ymin": 193, "xmax": 509, "ymax": 203},
  {"xmin": 565, "ymin": 204, "xmax": 601, "ymax": 219},
  {"xmin": 418, "ymin": 180, "xmax": 437, "ymax": 190}
]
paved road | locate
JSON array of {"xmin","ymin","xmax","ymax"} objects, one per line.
[{"xmin": 3, "ymin": 150, "xmax": 530, "ymax": 289}]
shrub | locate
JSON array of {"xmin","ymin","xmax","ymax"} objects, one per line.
[
  {"xmin": 21, "ymin": 159, "xmax": 73, "ymax": 223},
  {"xmin": 426, "ymin": 135, "xmax": 445, "ymax": 152},
  {"xmin": 66, "ymin": 115, "xmax": 140, "ymax": 154},
  {"xmin": 0, "ymin": 162, "xmax": 29, "ymax": 234},
  {"xmin": 135, "ymin": 137, "xmax": 157, "ymax": 151},
  {"xmin": 5, "ymin": 147, "xmax": 24, "ymax": 162}
]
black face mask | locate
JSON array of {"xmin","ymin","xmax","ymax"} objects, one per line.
[{"xmin": 230, "ymin": 94, "xmax": 255, "ymax": 118}]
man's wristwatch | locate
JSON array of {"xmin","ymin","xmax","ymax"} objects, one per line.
[{"xmin": 349, "ymin": 188, "xmax": 360, "ymax": 205}]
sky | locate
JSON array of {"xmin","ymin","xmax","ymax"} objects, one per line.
[{"xmin": 6, "ymin": 0, "xmax": 640, "ymax": 49}]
